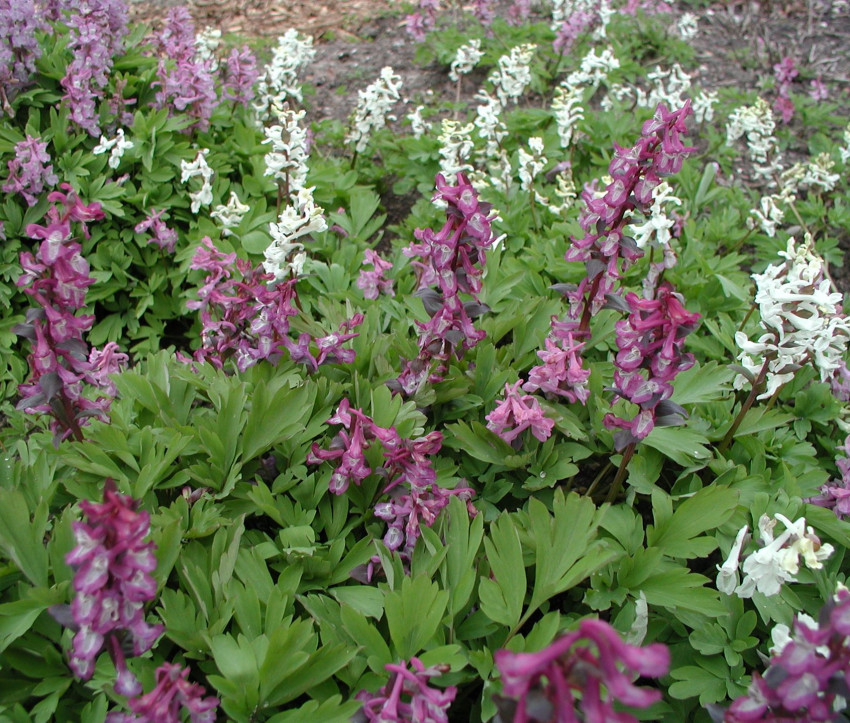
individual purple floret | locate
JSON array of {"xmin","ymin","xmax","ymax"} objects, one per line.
[
  {"xmin": 284, "ymin": 314, "xmax": 365, "ymax": 373},
  {"xmin": 152, "ymin": 7, "xmax": 217, "ymax": 132},
  {"xmin": 357, "ymin": 248, "xmax": 395, "ymax": 300},
  {"xmin": 711, "ymin": 587, "xmax": 850, "ymax": 722},
  {"xmin": 3, "ymin": 135, "xmax": 58, "ymax": 206},
  {"xmin": 221, "ymin": 45, "xmax": 259, "ymax": 106},
  {"xmin": 108, "ymin": 662, "xmax": 219, "ymax": 723},
  {"xmin": 603, "ymin": 282, "xmax": 700, "ymax": 450},
  {"xmin": 494, "ymin": 618, "xmax": 670, "ymax": 723},
  {"xmin": 135, "ymin": 209, "xmax": 178, "ymax": 253},
  {"xmin": 0, "ymin": 0, "xmax": 43, "ymax": 110},
  {"xmin": 486, "ymin": 380, "xmax": 554, "ymax": 447},
  {"xmin": 15, "ymin": 186, "xmax": 126, "ymax": 442},
  {"xmin": 808, "ymin": 435, "xmax": 850, "ymax": 519},
  {"xmin": 188, "ymin": 236, "xmax": 299, "ymax": 372},
  {"xmin": 394, "ymin": 173, "xmax": 496, "ymax": 394},
  {"xmin": 356, "ymin": 657, "xmax": 457, "ymax": 722},
  {"xmin": 61, "ymin": 0, "xmax": 129, "ymax": 135},
  {"xmin": 64, "ymin": 480, "xmax": 162, "ymax": 683}
]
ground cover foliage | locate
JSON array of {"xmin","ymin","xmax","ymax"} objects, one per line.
[{"xmin": 2, "ymin": 0, "xmax": 850, "ymax": 721}]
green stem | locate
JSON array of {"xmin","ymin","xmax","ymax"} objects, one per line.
[
  {"xmin": 605, "ymin": 443, "xmax": 636, "ymax": 504},
  {"xmin": 718, "ymin": 357, "xmax": 771, "ymax": 453}
]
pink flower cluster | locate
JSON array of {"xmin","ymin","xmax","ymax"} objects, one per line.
[
  {"xmin": 486, "ymin": 380, "xmax": 554, "ymax": 447},
  {"xmin": 494, "ymin": 618, "xmax": 670, "ymax": 723},
  {"xmin": 523, "ymin": 333, "xmax": 590, "ymax": 404},
  {"xmin": 3, "ymin": 135, "xmax": 58, "ymax": 206},
  {"xmin": 61, "ymin": 0, "xmax": 129, "ymax": 136},
  {"xmin": 553, "ymin": 9, "xmax": 594, "ymax": 55},
  {"xmin": 286, "ymin": 314, "xmax": 364, "ymax": 374},
  {"xmin": 107, "ymin": 663, "xmax": 219, "ymax": 723},
  {"xmin": 714, "ymin": 588, "xmax": 850, "ymax": 722},
  {"xmin": 307, "ymin": 399, "xmax": 474, "ymax": 558},
  {"xmin": 151, "ymin": 7, "xmax": 218, "ymax": 132},
  {"xmin": 64, "ymin": 480, "xmax": 162, "ymax": 686},
  {"xmin": 221, "ymin": 45, "xmax": 259, "ymax": 106},
  {"xmin": 357, "ymin": 248, "xmax": 394, "ymax": 300},
  {"xmin": 0, "ymin": 0, "xmax": 43, "ymax": 108},
  {"xmin": 135, "ymin": 208, "xmax": 178, "ymax": 253},
  {"xmin": 404, "ymin": 0, "xmax": 439, "ymax": 42},
  {"xmin": 394, "ymin": 173, "xmax": 496, "ymax": 396},
  {"xmin": 773, "ymin": 56, "xmax": 797, "ymax": 124},
  {"xmin": 15, "ymin": 185, "xmax": 126, "ymax": 442},
  {"xmin": 808, "ymin": 434, "xmax": 850, "ymax": 519},
  {"xmin": 356, "ymin": 658, "xmax": 456, "ymax": 722},
  {"xmin": 603, "ymin": 283, "xmax": 700, "ymax": 449},
  {"xmin": 188, "ymin": 236, "xmax": 299, "ymax": 372}
]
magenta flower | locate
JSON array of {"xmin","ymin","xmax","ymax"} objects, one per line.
[
  {"xmin": 523, "ymin": 334, "xmax": 590, "ymax": 404},
  {"xmin": 486, "ymin": 380, "xmax": 554, "ymax": 447},
  {"xmin": 306, "ymin": 398, "xmax": 373, "ymax": 495},
  {"xmin": 3, "ymin": 135, "xmax": 58, "ymax": 205},
  {"xmin": 135, "ymin": 209, "xmax": 178, "ymax": 253},
  {"xmin": 356, "ymin": 657, "xmax": 457, "ymax": 722},
  {"xmin": 713, "ymin": 588, "xmax": 850, "ymax": 722},
  {"xmin": 357, "ymin": 248, "xmax": 395, "ymax": 300},
  {"xmin": 0, "ymin": 0, "xmax": 44, "ymax": 108},
  {"xmin": 221, "ymin": 45, "xmax": 258, "ymax": 106},
  {"xmin": 807, "ymin": 435, "xmax": 850, "ymax": 519},
  {"xmin": 603, "ymin": 283, "xmax": 700, "ymax": 449},
  {"xmin": 395, "ymin": 173, "xmax": 496, "ymax": 393},
  {"xmin": 64, "ymin": 480, "xmax": 162, "ymax": 683},
  {"xmin": 121, "ymin": 663, "xmax": 219, "ymax": 723},
  {"xmin": 494, "ymin": 618, "xmax": 670, "ymax": 723}
]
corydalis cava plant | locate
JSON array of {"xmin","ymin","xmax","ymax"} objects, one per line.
[{"xmin": 392, "ymin": 172, "xmax": 497, "ymax": 396}]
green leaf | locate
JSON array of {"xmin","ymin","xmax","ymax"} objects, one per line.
[
  {"xmin": 479, "ymin": 514, "xmax": 526, "ymax": 629},
  {"xmin": 672, "ymin": 361, "xmax": 735, "ymax": 405},
  {"xmin": 0, "ymin": 490, "xmax": 48, "ymax": 587},
  {"xmin": 384, "ymin": 574, "xmax": 448, "ymax": 659},
  {"xmin": 643, "ymin": 425, "xmax": 712, "ymax": 466}
]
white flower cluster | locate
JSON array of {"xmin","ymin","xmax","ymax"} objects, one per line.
[
  {"xmin": 517, "ymin": 136, "xmax": 547, "ymax": 197},
  {"xmin": 676, "ymin": 12, "xmax": 698, "ymax": 39},
  {"xmin": 263, "ymin": 107, "xmax": 309, "ymax": 197},
  {"xmin": 769, "ymin": 613, "xmax": 824, "ymax": 656},
  {"xmin": 210, "ymin": 191, "xmax": 250, "ymax": 236},
  {"xmin": 346, "ymin": 66, "xmax": 403, "ymax": 154},
  {"xmin": 781, "ymin": 153, "xmax": 840, "ymax": 194},
  {"xmin": 180, "ymin": 149, "xmax": 214, "ymax": 214},
  {"xmin": 254, "ymin": 29, "xmax": 315, "ymax": 120},
  {"xmin": 449, "ymin": 39, "xmax": 484, "ymax": 83},
  {"xmin": 726, "ymin": 98, "xmax": 783, "ymax": 182},
  {"xmin": 473, "ymin": 89, "xmax": 508, "ymax": 159},
  {"xmin": 263, "ymin": 187, "xmax": 327, "ymax": 281},
  {"xmin": 406, "ymin": 105, "xmax": 430, "ymax": 139},
  {"xmin": 628, "ymin": 181, "xmax": 681, "ymax": 253},
  {"xmin": 747, "ymin": 187, "xmax": 794, "ymax": 238},
  {"xmin": 566, "ymin": 46, "xmax": 619, "ymax": 88},
  {"xmin": 195, "ymin": 27, "xmax": 222, "ymax": 70},
  {"xmin": 546, "ymin": 164, "xmax": 577, "ymax": 216},
  {"xmin": 438, "ymin": 119, "xmax": 475, "ymax": 183},
  {"xmin": 93, "ymin": 128, "xmax": 134, "ymax": 169},
  {"xmin": 735, "ymin": 236, "xmax": 850, "ymax": 399},
  {"xmin": 691, "ymin": 90, "xmax": 718, "ymax": 124},
  {"xmin": 551, "ymin": 0, "xmax": 597, "ymax": 27},
  {"xmin": 552, "ymin": 83, "xmax": 584, "ymax": 149},
  {"xmin": 488, "ymin": 44, "xmax": 537, "ymax": 107},
  {"xmin": 717, "ymin": 514, "xmax": 834, "ymax": 598}
]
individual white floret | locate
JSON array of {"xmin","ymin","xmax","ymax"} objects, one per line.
[
  {"xmin": 346, "ymin": 67, "xmax": 403, "ymax": 154},
  {"xmin": 552, "ymin": 84, "xmax": 584, "ymax": 149},
  {"xmin": 263, "ymin": 187, "xmax": 327, "ymax": 281},
  {"xmin": 263, "ymin": 107, "xmax": 309, "ymax": 196},
  {"xmin": 488, "ymin": 44, "xmax": 536, "ymax": 107},
  {"xmin": 716, "ymin": 525, "xmax": 749, "ymax": 595},
  {"xmin": 181, "ymin": 149, "xmax": 215, "ymax": 214},
  {"xmin": 210, "ymin": 191, "xmax": 250, "ymax": 236},
  {"xmin": 406, "ymin": 105, "xmax": 430, "ymax": 139},
  {"xmin": 93, "ymin": 128, "xmax": 134, "ymax": 169},
  {"xmin": 254, "ymin": 29, "xmax": 315, "ymax": 120},
  {"xmin": 677, "ymin": 12, "xmax": 698, "ymax": 39},
  {"xmin": 438, "ymin": 119, "xmax": 475, "ymax": 184},
  {"xmin": 518, "ymin": 136, "xmax": 547, "ymax": 193},
  {"xmin": 449, "ymin": 39, "xmax": 484, "ymax": 82}
]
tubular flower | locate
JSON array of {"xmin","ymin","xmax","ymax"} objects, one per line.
[
  {"xmin": 356, "ymin": 658, "xmax": 457, "ymax": 722},
  {"xmin": 487, "ymin": 380, "xmax": 554, "ymax": 447},
  {"xmin": 494, "ymin": 618, "xmax": 670, "ymax": 723}
]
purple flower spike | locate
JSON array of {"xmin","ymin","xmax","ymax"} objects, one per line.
[
  {"xmin": 0, "ymin": 0, "xmax": 43, "ymax": 109},
  {"xmin": 486, "ymin": 380, "xmax": 554, "ymax": 447},
  {"xmin": 65, "ymin": 480, "xmax": 162, "ymax": 684},
  {"xmin": 356, "ymin": 657, "xmax": 457, "ymax": 722},
  {"xmin": 358, "ymin": 248, "xmax": 395, "ymax": 300},
  {"xmin": 135, "ymin": 209, "xmax": 178, "ymax": 253},
  {"xmin": 715, "ymin": 587, "xmax": 850, "ymax": 722},
  {"xmin": 3, "ymin": 135, "xmax": 58, "ymax": 206},
  {"xmin": 221, "ymin": 45, "xmax": 259, "ymax": 106},
  {"xmin": 494, "ymin": 618, "xmax": 669, "ymax": 723},
  {"xmin": 125, "ymin": 663, "xmax": 219, "ymax": 723}
]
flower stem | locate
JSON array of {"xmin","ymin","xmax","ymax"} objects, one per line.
[
  {"xmin": 606, "ymin": 443, "xmax": 636, "ymax": 504},
  {"xmin": 718, "ymin": 357, "xmax": 770, "ymax": 452}
]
